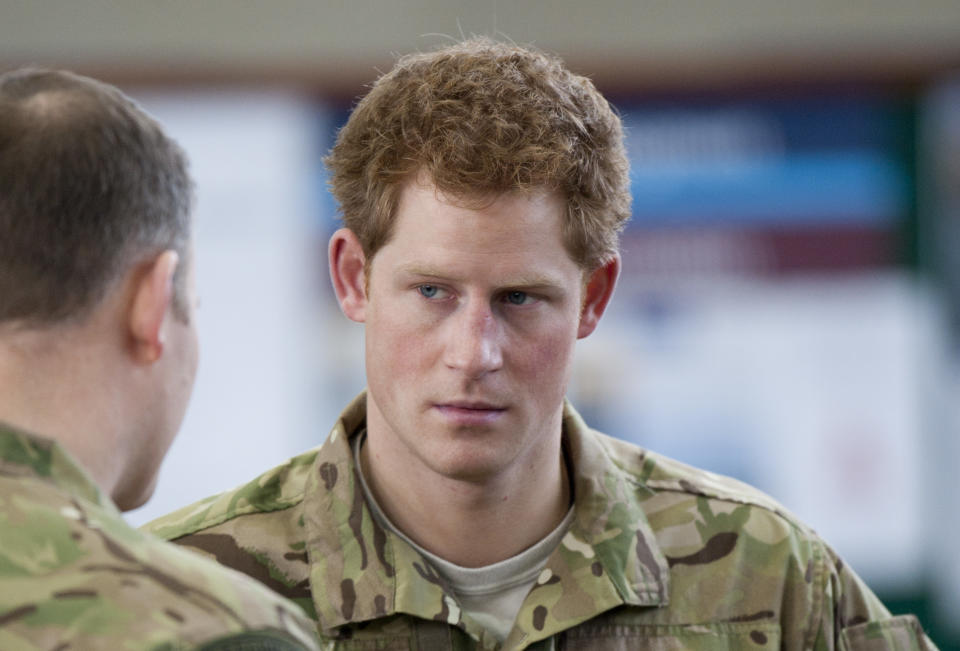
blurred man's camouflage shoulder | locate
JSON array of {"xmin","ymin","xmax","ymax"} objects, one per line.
[
  {"xmin": 145, "ymin": 393, "xmax": 934, "ymax": 650},
  {"xmin": 0, "ymin": 423, "xmax": 319, "ymax": 650}
]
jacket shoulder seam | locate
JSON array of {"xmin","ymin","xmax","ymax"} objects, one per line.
[
  {"xmin": 638, "ymin": 475, "xmax": 811, "ymax": 533},
  {"xmin": 163, "ymin": 493, "xmax": 306, "ymax": 541}
]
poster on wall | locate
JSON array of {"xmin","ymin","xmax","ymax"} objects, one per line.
[
  {"xmin": 566, "ymin": 91, "xmax": 941, "ymax": 594},
  {"xmin": 618, "ymin": 93, "xmax": 912, "ymax": 276}
]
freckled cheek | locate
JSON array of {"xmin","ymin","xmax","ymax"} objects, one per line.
[
  {"xmin": 512, "ymin": 328, "xmax": 575, "ymax": 386},
  {"xmin": 369, "ymin": 317, "xmax": 438, "ymax": 379}
]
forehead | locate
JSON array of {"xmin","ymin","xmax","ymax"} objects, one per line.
[{"xmin": 373, "ymin": 180, "xmax": 578, "ymax": 281}]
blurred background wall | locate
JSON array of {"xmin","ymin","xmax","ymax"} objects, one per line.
[{"xmin": 2, "ymin": 1, "xmax": 959, "ymax": 647}]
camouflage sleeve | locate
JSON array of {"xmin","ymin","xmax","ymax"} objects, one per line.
[
  {"xmin": 811, "ymin": 543, "xmax": 937, "ymax": 651},
  {"xmin": 0, "ymin": 478, "xmax": 321, "ymax": 651}
]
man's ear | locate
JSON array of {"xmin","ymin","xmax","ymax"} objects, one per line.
[
  {"xmin": 128, "ymin": 250, "xmax": 179, "ymax": 364},
  {"xmin": 329, "ymin": 227, "xmax": 368, "ymax": 323},
  {"xmin": 578, "ymin": 254, "xmax": 620, "ymax": 339}
]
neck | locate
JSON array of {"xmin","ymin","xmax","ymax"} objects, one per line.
[
  {"xmin": 0, "ymin": 322, "xmax": 126, "ymax": 499},
  {"xmin": 360, "ymin": 406, "xmax": 570, "ymax": 568}
]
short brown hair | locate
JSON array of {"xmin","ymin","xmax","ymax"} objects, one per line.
[
  {"xmin": 0, "ymin": 68, "xmax": 193, "ymax": 326},
  {"xmin": 326, "ymin": 37, "xmax": 631, "ymax": 270}
]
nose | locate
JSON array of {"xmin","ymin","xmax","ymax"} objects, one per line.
[{"xmin": 443, "ymin": 300, "xmax": 503, "ymax": 379}]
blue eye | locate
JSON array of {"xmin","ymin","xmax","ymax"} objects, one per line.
[
  {"xmin": 506, "ymin": 291, "xmax": 528, "ymax": 305},
  {"xmin": 418, "ymin": 285, "xmax": 439, "ymax": 298}
]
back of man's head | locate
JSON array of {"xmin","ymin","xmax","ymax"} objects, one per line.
[
  {"xmin": 0, "ymin": 68, "xmax": 192, "ymax": 328},
  {"xmin": 326, "ymin": 37, "xmax": 632, "ymax": 271}
]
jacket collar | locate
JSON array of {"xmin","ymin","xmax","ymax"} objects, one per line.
[
  {"xmin": 303, "ymin": 392, "xmax": 669, "ymax": 646},
  {"xmin": 0, "ymin": 421, "xmax": 112, "ymax": 510}
]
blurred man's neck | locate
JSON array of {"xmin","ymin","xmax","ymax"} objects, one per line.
[{"xmin": 0, "ymin": 317, "xmax": 126, "ymax": 501}]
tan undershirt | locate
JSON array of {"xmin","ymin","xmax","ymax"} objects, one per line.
[{"xmin": 354, "ymin": 431, "xmax": 574, "ymax": 643}]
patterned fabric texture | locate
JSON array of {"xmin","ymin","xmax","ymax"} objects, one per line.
[
  {"xmin": 146, "ymin": 393, "xmax": 935, "ymax": 650},
  {"xmin": 0, "ymin": 422, "xmax": 319, "ymax": 650}
]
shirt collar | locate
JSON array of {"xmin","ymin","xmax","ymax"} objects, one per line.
[
  {"xmin": 0, "ymin": 421, "xmax": 112, "ymax": 510},
  {"xmin": 302, "ymin": 392, "xmax": 669, "ymax": 644}
]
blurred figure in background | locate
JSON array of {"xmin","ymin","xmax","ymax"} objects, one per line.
[
  {"xmin": 149, "ymin": 39, "xmax": 933, "ymax": 649},
  {"xmin": 0, "ymin": 68, "xmax": 317, "ymax": 650}
]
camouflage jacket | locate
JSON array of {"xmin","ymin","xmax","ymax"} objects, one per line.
[
  {"xmin": 0, "ymin": 422, "xmax": 320, "ymax": 651},
  {"xmin": 146, "ymin": 393, "xmax": 933, "ymax": 650}
]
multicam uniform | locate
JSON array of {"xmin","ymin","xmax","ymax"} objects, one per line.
[
  {"xmin": 147, "ymin": 393, "xmax": 933, "ymax": 650},
  {"xmin": 0, "ymin": 422, "xmax": 320, "ymax": 651}
]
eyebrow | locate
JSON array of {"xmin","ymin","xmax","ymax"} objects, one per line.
[{"xmin": 396, "ymin": 263, "xmax": 568, "ymax": 291}]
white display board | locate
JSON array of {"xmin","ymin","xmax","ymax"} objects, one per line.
[{"xmin": 125, "ymin": 90, "xmax": 348, "ymax": 526}]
